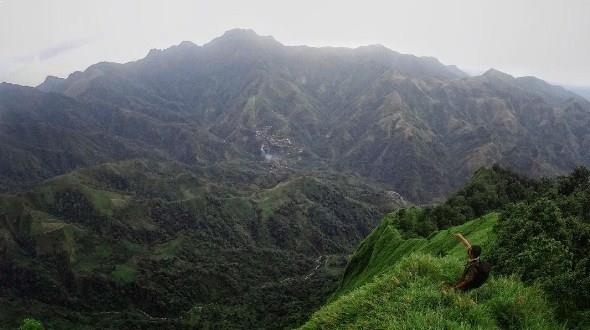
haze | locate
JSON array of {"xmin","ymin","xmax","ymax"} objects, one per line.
[{"xmin": 1, "ymin": 0, "xmax": 589, "ymax": 87}]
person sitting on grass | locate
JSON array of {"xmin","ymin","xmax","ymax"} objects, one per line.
[{"xmin": 451, "ymin": 232, "xmax": 491, "ymax": 291}]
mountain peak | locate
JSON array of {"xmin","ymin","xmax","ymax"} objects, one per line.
[
  {"xmin": 221, "ymin": 28, "xmax": 261, "ymax": 38},
  {"xmin": 178, "ymin": 40, "xmax": 198, "ymax": 47},
  {"xmin": 205, "ymin": 28, "xmax": 282, "ymax": 49},
  {"xmin": 37, "ymin": 75, "xmax": 66, "ymax": 92},
  {"xmin": 482, "ymin": 68, "xmax": 514, "ymax": 80}
]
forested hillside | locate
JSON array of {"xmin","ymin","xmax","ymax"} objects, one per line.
[{"xmin": 0, "ymin": 160, "xmax": 404, "ymax": 329}]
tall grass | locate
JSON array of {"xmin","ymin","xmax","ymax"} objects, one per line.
[
  {"xmin": 335, "ymin": 213, "xmax": 497, "ymax": 298},
  {"xmin": 300, "ymin": 254, "xmax": 562, "ymax": 329}
]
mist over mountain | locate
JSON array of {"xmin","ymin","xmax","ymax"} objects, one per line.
[
  {"xmin": 565, "ymin": 85, "xmax": 590, "ymax": 101},
  {"xmin": 1, "ymin": 29, "xmax": 590, "ymax": 328}
]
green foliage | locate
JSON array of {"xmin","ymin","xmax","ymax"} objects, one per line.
[
  {"xmin": 19, "ymin": 318, "xmax": 44, "ymax": 330},
  {"xmin": 111, "ymin": 264, "xmax": 137, "ymax": 284},
  {"xmin": 392, "ymin": 166, "xmax": 539, "ymax": 239},
  {"xmin": 491, "ymin": 167, "xmax": 590, "ymax": 326}
]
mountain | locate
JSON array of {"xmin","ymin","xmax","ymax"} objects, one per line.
[
  {"xmin": 564, "ymin": 85, "xmax": 590, "ymax": 101},
  {"xmin": 2, "ymin": 29, "xmax": 590, "ymax": 328},
  {"xmin": 0, "ymin": 83, "xmax": 238, "ymax": 192},
  {"xmin": 28, "ymin": 29, "xmax": 590, "ymax": 202}
]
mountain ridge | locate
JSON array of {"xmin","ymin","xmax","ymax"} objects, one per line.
[
  {"xmin": 20, "ymin": 30, "xmax": 590, "ymax": 202},
  {"xmin": 2, "ymin": 29, "xmax": 590, "ymax": 328}
]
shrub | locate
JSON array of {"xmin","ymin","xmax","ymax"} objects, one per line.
[
  {"xmin": 491, "ymin": 168, "xmax": 590, "ymax": 326},
  {"xmin": 19, "ymin": 318, "xmax": 44, "ymax": 330}
]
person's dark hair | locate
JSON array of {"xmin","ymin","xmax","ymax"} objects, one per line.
[{"xmin": 470, "ymin": 245, "xmax": 482, "ymax": 258}]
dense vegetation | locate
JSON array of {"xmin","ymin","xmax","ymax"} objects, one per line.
[
  {"xmin": 0, "ymin": 160, "xmax": 403, "ymax": 329},
  {"xmin": 304, "ymin": 166, "xmax": 590, "ymax": 329},
  {"xmin": 391, "ymin": 165, "xmax": 538, "ymax": 238},
  {"xmin": 491, "ymin": 166, "xmax": 590, "ymax": 326},
  {"xmin": 2, "ymin": 29, "xmax": 590, "ymax": 329}
]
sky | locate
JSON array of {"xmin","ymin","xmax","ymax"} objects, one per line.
[{"xmin": 1, "ymin": 0, "xmax": 589, "ymax": 87}]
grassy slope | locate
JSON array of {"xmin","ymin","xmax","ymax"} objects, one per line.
[
  {"xmin": 335, "ymin": 212, "xmax": 497, "ymax": 298},
  {"xmin": 301, "ymin": 214, "xmax": 563, "ymax": 329}
]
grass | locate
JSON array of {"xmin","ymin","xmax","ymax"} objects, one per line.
[
  {"xmin": 300, "ymin": 212, "xmax": 563, "ymax": 329},
  {"xmin": 111, "ymin": 264, "xmax": 137, "ymax": 284},
  {"xmin": 153, "ymin": 236, "xmax": 185, "ymax": 260},
  {"xmin": 37, "ymin": 172, "xmax": 129, "ymax": 218},
  {"xmin": 336, "ymin": 213, "xmax": 497, "ymax": 298},
  {"xmin": 300, "ymin": 254, "xmax": 562, "ymax": 330}
]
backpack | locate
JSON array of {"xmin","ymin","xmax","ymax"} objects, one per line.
[{"xmin": 469, "ymin": 260, "xmax": 492, "ymax": 289}]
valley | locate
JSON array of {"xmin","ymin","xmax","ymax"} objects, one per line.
[{"xmin": 1, "ymin": 29, "xmax": 589, "ymax": 329}]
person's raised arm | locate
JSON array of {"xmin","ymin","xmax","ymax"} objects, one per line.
[{"xmin": 453, "ymin": 233, "xmax": 472, "ymax": 250}]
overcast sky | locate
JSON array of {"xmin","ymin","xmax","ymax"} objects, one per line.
[{"xmin": 1, "ymin": 0, "xmax": 589, "ymax": 87}]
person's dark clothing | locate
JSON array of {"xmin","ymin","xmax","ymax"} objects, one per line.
[{"xmin": 458, "ymin": 258, "xmax": 490, "ymax": 291}]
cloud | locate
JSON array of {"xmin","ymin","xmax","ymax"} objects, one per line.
[
  {"xmin": 38, "ymin": 36, "xmax": 98, "ymax": 61},
  {"xmin": 7, "ymin": 36, "xmax": 98, "ymax": 64},
  {"xmin": 1, "ymin": 35, "xmax": 99, "ymax": 85}
]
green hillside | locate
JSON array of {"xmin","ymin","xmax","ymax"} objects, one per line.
[
  {"xmin": 335, "ymin": 213, "xmax": 497, "ymax": 298},
  {"xmin": 302, "ymin": 166, "xmax": 590, "ymax": 329},
  {"xmin": 300, "ymin": 215, "xmax": 562, "ymax": 329}
]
